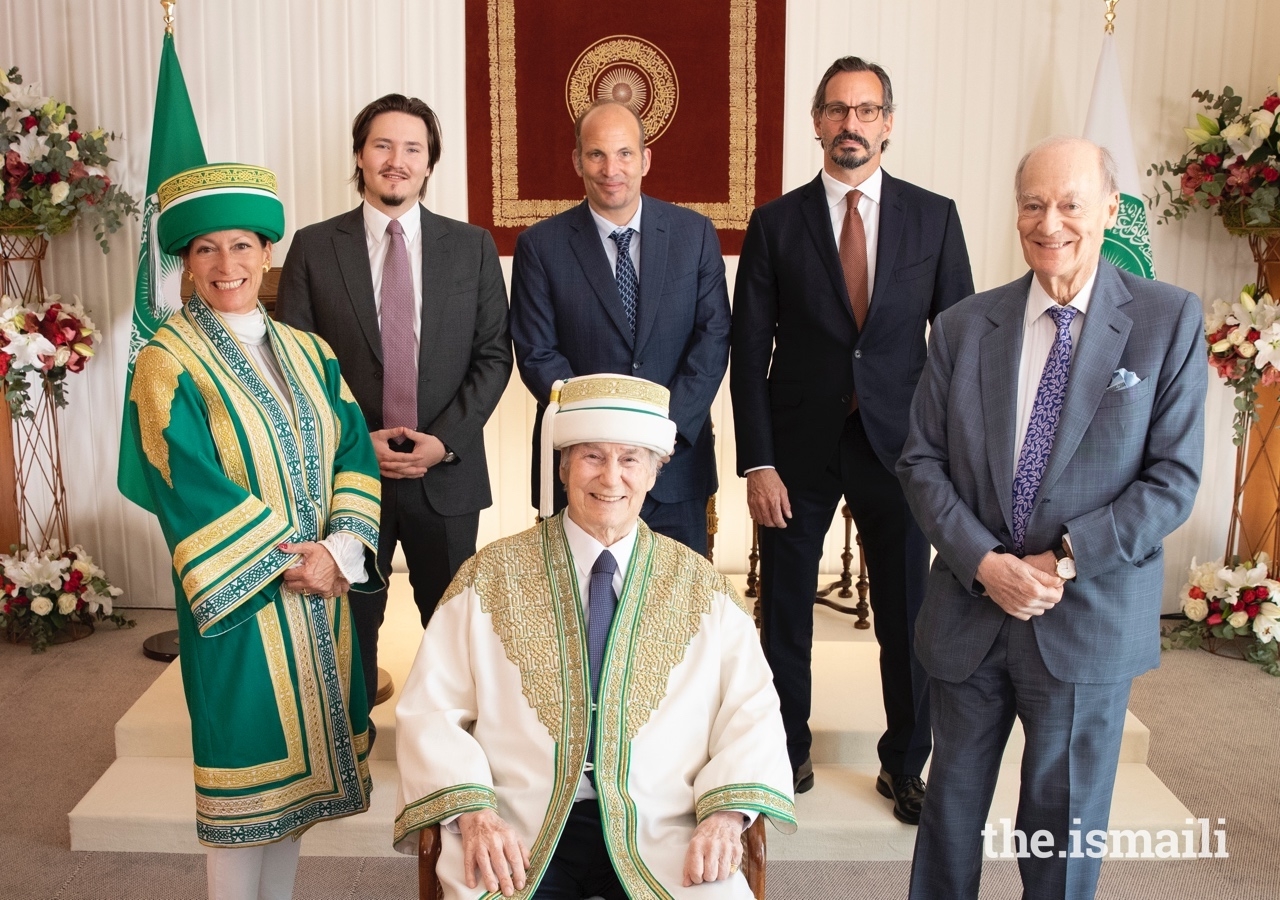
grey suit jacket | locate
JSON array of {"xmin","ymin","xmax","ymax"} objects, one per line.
[
  {"xmin": 276, "ymin": 204, "xmax": 512, "ymax": 517},
  {"xmin": 898, "ymin": 262, "xmax": 1206, "ymax": 684}
]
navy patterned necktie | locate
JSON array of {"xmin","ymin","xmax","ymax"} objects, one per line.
[
  {"xmin": 585, "ymin": 549, "xmax": 618, "ymax": 783},
  {"xmin": 610, "ymin": 228, "xmax": 638, "ymax": 334},
  {"xmin": 1011, "ymin": 304, "xmax": 1078, "ymax": 554},
  {"xmin": 380, "ymin": 218, "xmax": 418, "ymax": 430}
]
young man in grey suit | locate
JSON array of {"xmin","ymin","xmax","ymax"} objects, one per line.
[
  {"xmin": 277, "ymin": 95, "xmax": 512, "ymax": 732},
  {"xmin": 898, "ymin": 136, "xmax": 1206, "ymax": 899},
  {"xmin": 731, "ymin": 57, "xmax": 973, "ymax": 817},
  {"xmin": 509, "ymin": 100, "xmax": 731, "ymax": 555}
]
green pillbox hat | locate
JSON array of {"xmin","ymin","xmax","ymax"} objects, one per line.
[{"xmin": 156, "ymin": 163, "xmax": 285, "ymax": 255}]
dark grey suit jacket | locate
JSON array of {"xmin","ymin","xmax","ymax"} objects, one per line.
[
  {"xmin": 898, "ymin": 263, "xmax": 1206, "ymax": 684},
  {"xmin": 509, "ymin": 196, "xmax": 731, "ymax": 505},
  {"xmin": 276, "ymin": 204, "xmax": 512, "ymax": 517}
]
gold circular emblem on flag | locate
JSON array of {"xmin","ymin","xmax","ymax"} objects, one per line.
[{"xmin": 566, "ymin": 36, "xmax": 679, "ymax": 142}]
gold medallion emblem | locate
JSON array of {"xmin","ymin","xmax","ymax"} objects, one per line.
[{"xmin": 566, "ymin": 36, "xmax": 679, "ymax": 142}]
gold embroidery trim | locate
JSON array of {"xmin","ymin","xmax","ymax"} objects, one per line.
[
  {"xmin": 194, "ymin": 604, "xmax": 306, "ymax": 789},
  {"xmin": 158, "ymin": 163, "xmax": 278, "ymax": 208},
  {"xmin": 129, "ymin": 345, "xmax": 184, "ymax": 488},
  {"xmin": 182, "ymin": 509, "xmax": 291, "ymax": 611},
  {"xmin": 173, "ymin": 496, "xmax": 262, "ymax": 579},
  {"xmin": 695, "ymin": 784, "xmax": 796, "ymax": 825},
  {"xmin": 558, "ymin": 377, "xmax": 670, "ymax": 409},
  {"xmin": 487, "ymin": 0, "xmax": 757, "ymax": 229},
  {"xmin": 393, "ymin": 785, "xmax": 497, "ymax": 844}
]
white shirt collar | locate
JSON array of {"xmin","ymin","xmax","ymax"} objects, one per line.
[
  {"xmin": 821, "ymin": 165, "xmax": 882, "ymax": 210},
  {"xmin": 362, "ymin": 200, "xmax": 421, "ymax": 244},
  {"xmin": 589, "ymin": 197, "xmax": 643, "ymax": 243},
  {"xmin": 1025, "ymin": 267, "xmax": 1098, "ymax": 328},
  {"xmin": 562, "ymin": 511, "xmax": 638, "ymax": 586},
  {"xmin": 216, "ymin": 308, "xmax": 268, "ymax": 345}
]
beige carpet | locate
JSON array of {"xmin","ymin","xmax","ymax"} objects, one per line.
[{"xmin": 2, "ymin": 608, "xmax": 1274, "ymax": 899}]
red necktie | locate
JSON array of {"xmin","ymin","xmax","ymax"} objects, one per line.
[
  {"xmin": 840, "ymin": 189, "xmax": 868, "ymax": 411},
  {"xmin": 380, "ymin": 218, "xmax": 418, "ymax": 430}
]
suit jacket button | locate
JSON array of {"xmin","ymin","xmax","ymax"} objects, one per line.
[
  {"xmin": 841, "ymin": 395, "xmax": 851, "ymax": 404},
  {"xmin": 854, "ymin": 349, "xmax": 863, "ymax": 359},
  {"xmin": 633, "ymin": 362, "xmax": 640, "ymax": 370},
  {"xmin": 373, "ymin": 368, "xmax": 383, "ymax": 381}
]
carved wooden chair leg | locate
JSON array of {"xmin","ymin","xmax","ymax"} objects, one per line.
[
  {"xmin": 705, "ymin": 493, "xmax": 718, "ymax": 563},
  {"xmin": 742, "ymin": 815, "xmax": 767, "ymax": 900},
  {"xmin": 419, "ymin": 824, "xmax": 442, "ymax": 900},
  {"xmin": 746, "ymin": 521, "xmax": 762, "ymax": 629},
  {"xmin": 853, "ymin": 532, "xmax": 870, "ymax": 629}
]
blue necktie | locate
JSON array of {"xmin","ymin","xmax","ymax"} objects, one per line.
[
  {"xmin": 1011, "ymin": 304, "xmax": 1078, "ymax": 555},
  {"xmin": 609, "ymin": 228, "xmax": 638, "ymax": 334},
  {"xmin": 585, "ymin": 550, "xmax": 618, "ymax": 783}
]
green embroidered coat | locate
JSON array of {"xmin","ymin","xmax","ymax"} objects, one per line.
[{"xmin": 128, "ymin": 297, "xmax": 381, "ymax": 846}]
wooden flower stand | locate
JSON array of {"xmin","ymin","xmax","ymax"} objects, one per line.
[{"xmin": 1225, "ymin": 228, "xmax": 1280, "ymax": 563}]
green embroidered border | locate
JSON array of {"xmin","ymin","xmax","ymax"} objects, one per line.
[
  {"xmin": 393, "ymin": 784, "xmax": 497, "ymax": 845},
  {"xmin": 696, "ymin": 783, "xmax": 797, "ymax": 829}
]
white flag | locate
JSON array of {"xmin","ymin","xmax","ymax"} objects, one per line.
[{"xmin": 1083, "ymin": 32, "xmax": 1155, "ymax": 278}]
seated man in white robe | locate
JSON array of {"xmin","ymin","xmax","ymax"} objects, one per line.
[{"xmin": 393, "ymin": 374, "xmax": 796, "ymax": 899}]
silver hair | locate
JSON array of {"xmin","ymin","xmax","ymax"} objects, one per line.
[{"xmin": 1014, "ymin": 136, "xmax": 1119, "ymax": 199}]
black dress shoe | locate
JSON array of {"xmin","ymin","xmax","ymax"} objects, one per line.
[
  {"xmin": 876, "ymin": 768, "xmax": 925, "ymax": 825},
  {"xmin": 793, "ymin": 756, "xmax": 814, "ymax": 794}
]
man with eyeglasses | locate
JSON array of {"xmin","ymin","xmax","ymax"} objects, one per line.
[{"xmin": 730, "ymin": 56, "xmax": 974, "ymax": 822}]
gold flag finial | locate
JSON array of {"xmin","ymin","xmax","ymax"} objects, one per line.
[
  {"xmin": 161, "ymin": 0, "xmax": 176, "ymax": 35},
  {"xmin": 1104, "ymin": 0, "xmax": 1119, "ymax": 34}
]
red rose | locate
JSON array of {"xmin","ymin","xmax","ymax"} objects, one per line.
[
  {"xmin": 1256, "ymin": 585, "xmax": 1269, "ymax": 599},
  {"xmin": 1204, "ymin": 154, "xmax": 1222, "ymax": 169},
  {"xmin": 1206, "ymin": 612, "xmax": 1223, "ymax": 625},
  {"xmin": 48, "ymin": 171, "xmax": 60, "ymax": 184},
  {"xmin": 20, "ymin": 115, "xmax": 37, "ymax": 131},
  {"xmin": 1246, "ymin": 603, "xmax": 1260, "ymax": 618},
  {"xmin": 1248, "ymin": 329, "xmax": 1261, "ymax": 342},
  {"xmin": 1233, "ymin": 599, "xmax": 1246, "ymax": 612},
  {"xmin": 1264, "ymin": 94, "xmax": 1280, "ymax": 113},
  {"xmin": 65, "ymin": 570, "xmax": 84, "ymax": 591},
  {"xmin": 1242, "ymin": 587, "xmax": 1256, "ymax": 602},
  {"xmin": 1263, "ymin": 167, "xmax": 1280, "ymax": 183},
  {"xmin": 68, "ymin": 130, "xmax": 82, "ymax": 142},
  {"xmin": 1189, "ymin": 585, "xmax": 1206, "ymax": 600},
  {"xmin": 31, "ymin": 172, "xmax": 46, "ymax": 185}
]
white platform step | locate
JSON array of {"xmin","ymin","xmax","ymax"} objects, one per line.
[{"xmin": 73, "ymin": 575, "xmax": 1188, "ymax": 860}]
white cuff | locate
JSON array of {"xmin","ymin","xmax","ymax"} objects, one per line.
[
  {"xmin": 743, "ymin": 466, "xmax": 775, "ymax": 474},
  {"xmin": 320, "ymin": 532, "xmax": 368, "ymax": 585}
]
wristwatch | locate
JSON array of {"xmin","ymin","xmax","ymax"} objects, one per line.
[{"xmin": 1053, "ymin": 540, "xmax": 1076, "ymax": 580}]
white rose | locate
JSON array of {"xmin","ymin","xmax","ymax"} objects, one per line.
[
  {"xmin": 64, "ymin": 143, "xmax": 78, "ymax": 161},
  {"xmin": 30, "ymin": 595, "xmax": 53, "ymax": 616},
  {"xmin": 71, "ymin": 559, "xmax": 93, "ymax": 576},
  {"xmin": 1228, "ymin": 610, "xmax": 1250, "ymax": 629},
  {"xmin": 1183, "ymin": 596, "xmax": 1209, "ymax": 622},
  {"xmin": 1254, "ymin": 615, "xmax": 1279, "ymax": 644},
  {"xmin": 52, "ymin": 346, "xmax": 70, "ymax": 367},
  {"xmin": 1239, "ymin": 341, "xmax": 1258, "ymax": 358},
  {"xmin": 49, "ymin": 181, "xmax": 69, "ymax": 205},
  {"xmin": 1229, "ymin": 324, "xmax": 1248, "ymax": 346},
  {"xmin": 56, "ymin": 592, "xmax": 77, "ymax": 614}
]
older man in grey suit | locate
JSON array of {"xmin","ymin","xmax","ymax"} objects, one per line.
[{"xmin": 897, "ymin": 136, "xmax": 1206, "ymax": 900}]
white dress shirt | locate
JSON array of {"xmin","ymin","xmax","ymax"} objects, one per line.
[
  {"xmin": 363, "ymin": 201, "xmax": 423, "ymax": 353},
  {"xmin": 588, "ymin": 199, "xmax": 643, "ymax": 280},
  {"xmin": 821, "ymin": 165, "xmax": 882, "ymax": 303},
  {"xmin": 217, "ymin": 308, "xmax": 367, "ymax": 585},
  {"xmin": 1013, "ymin": 271, "xmax": 1097, "ymax": 466}
]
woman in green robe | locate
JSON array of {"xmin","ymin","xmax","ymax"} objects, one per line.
[{"xmin": 126, "ymin": 163, "xmax": 382, "ymax": 900}]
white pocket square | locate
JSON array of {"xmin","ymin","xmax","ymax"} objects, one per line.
[{"xmin": 1107, "ymin": 368, "xmax": 1141, "ymax": 392}]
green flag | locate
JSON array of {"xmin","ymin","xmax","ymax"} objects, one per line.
[
  {"xmin": 1083, "ymin": 32, "xmax": 1155, "ymax": 279},
  {"xmin": 117, "ymin": 31, "xmax": 206, "ymax": 511}
]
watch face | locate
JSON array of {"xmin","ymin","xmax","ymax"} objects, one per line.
[{"xmin": 1057, "ymin": 557, "xmax": 1076, "ymax": 579}]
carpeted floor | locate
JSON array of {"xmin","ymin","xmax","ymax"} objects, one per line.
[{"xmin": 1, "ymin": 607, "xmax": 1275, "ymax": 899}]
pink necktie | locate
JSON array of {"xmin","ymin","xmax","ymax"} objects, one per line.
[
  {"xmin": 840, "ymin": 189, "xmax": 868, "ymax": 411},
  {"xmin": 380, "ymin": 218, "xmax": 418, "ymax": 430}
]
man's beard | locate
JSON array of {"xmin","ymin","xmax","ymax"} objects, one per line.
[
  {"xmin": 828, "ymin": 131, "xmax": 873, "ymax": 170},
  {"xmin": 376, "ymin": 187, "xmax": 414, "ymax": 209}
]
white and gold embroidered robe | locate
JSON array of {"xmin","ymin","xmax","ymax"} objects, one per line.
[{"xmin": 393, "ymin": 514, "xmax": 796, "ymax": 899}]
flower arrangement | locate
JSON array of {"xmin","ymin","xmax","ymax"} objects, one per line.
[
  {"xmin": 0, "ymin": 292, "xmax": 100, "ymax": 418},
  {"xmin": 0, "ymin": 66, "xmax": 138, "ymax": 250},
  {"xmin": 1165, "ymin": 554, "xmax": 1280, "ymax": 676},
  {"xmin": 0, "ymin": 541, "xmax": 132, "ymax": 653},
  {"xmin": 1203, "ymin": 283, "xmax": 1280, "ymax": 445},
  {"xmin": 1147, "ymin": 76, "xmax": 1280, "ymax": 231}
]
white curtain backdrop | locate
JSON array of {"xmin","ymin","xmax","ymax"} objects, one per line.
[{"xmin": 1, "ymin": 0, "xmax": 1276, "ymax": 609}]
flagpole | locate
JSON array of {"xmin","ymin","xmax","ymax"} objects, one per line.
[{"xmin": 1104, "ymin": 1, "xmax": 1119, "ymax": 34}]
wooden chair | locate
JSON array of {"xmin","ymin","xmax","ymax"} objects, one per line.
[{"xmin": 418, "ymin": 815, "xmax": 768, "ymax": 899}]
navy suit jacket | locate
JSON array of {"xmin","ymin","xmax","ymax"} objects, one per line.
[
  {"xmin": 731, "ymin": 171, "xmax": 973, "ymax": 483},
  {"xmin": 510, "ymin": 196, "xmax": 731, "ymax": 505},
  {"xmin": 898, "ymin": 263, "xmax": 1207, "ymax": 684}
]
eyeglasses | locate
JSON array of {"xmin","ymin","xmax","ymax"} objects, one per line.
[{"xmin": 819, "ymin": 102, "xmax": 886, "ymax": 123}]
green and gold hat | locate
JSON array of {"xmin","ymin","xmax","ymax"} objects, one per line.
[{"xmin": 156, "ymin": 163, "xmax": 285, "ymax": 255}]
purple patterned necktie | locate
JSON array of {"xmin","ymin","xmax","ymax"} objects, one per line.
[
  {"xmin": 585, "ymin": 549, "xmax": 618, "ymax": 783},
  {"xmin": 1011, "ymin": 304, "xmax": 1078, "ymax": 555},
  {"xmin": 610, "ymin": 228, "xmax": 638, "ymax": 334},
  {"xmin": 380, "ymin": 218, "xmax": 418, "ymax": 430}
]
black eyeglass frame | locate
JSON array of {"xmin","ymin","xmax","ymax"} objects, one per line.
[{"xmin": 818, "ymin": 102, "xmax": 887, "ymax": 123}]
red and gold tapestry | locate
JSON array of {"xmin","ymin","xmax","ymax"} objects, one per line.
[{"xmin": 464, "ymin": 0, "xmax": 786, "ymax": 255}]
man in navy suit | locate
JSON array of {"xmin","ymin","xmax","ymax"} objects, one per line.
[
  {"xmin": 511, "ymin": 100, "xmax": 731, "ymax": 555},
  {"xmin": 898, "ymin": 136, "xmax": 1205, "ymax": 899},
  {"xmin": 731, "ymin": 57, "xmax": 973, "ymax": 817}
]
